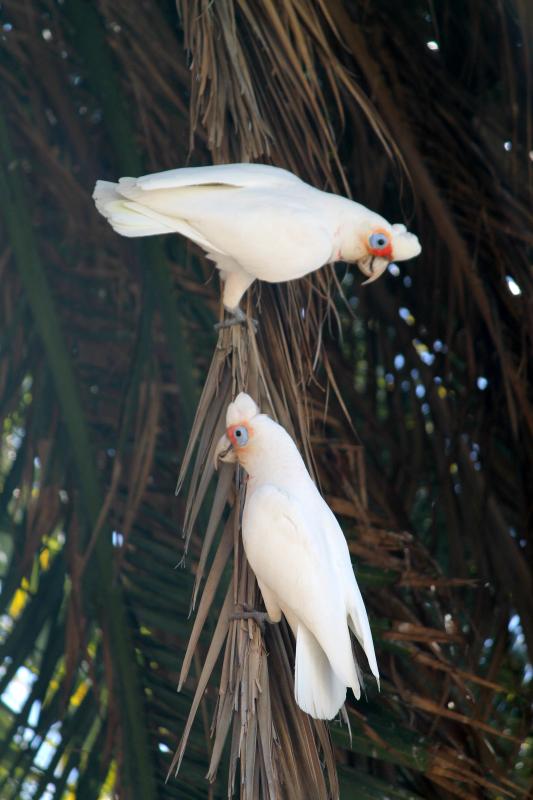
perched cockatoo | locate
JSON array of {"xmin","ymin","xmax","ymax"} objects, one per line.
[
  {"xmin": 214, "ymin": 392, "xmax": 379, "ymax": 719},
  {"xmin": 93, "ymin": 163, "xmax": 421, "ymax": 324}
]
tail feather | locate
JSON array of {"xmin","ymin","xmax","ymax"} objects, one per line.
[
  {"xmin": 92, "ymin": 180, "xmax": 120, "ymax": 216},
  {"xmin": 348, "ymin": 582, "xmax": 380, "ymax": 687},
  {"xmin": 294, "ymin": 625, "xmax": 351, "ymax": 719},
  {"xmin": 92, "ymin": 180, "xmax": 213, "ymax": 246},
  {"xmin": 93, "ymin": 180, "xmax": 176, "ymax": 237}
]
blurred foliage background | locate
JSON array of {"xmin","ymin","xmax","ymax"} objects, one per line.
[{"xmin": 0, "ymin": 0, "xmax": 532, "ymax": 798}]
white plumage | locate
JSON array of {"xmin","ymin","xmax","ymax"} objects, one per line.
[
  {"xmin": 93, "ymin": 163, "xmax": 421, "ymax": 315},
  {"xmin": 214, "ymin": 393, "xmax": 379, "ymax": 719}
]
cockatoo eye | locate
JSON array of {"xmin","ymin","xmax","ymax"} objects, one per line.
[
  {"xmin": 369, "ymin": 232, "xmax": 389, "ymax": 250},
  {"xmin": 233, "ymin": 426, "xmax": 249, "ymax": 446}
]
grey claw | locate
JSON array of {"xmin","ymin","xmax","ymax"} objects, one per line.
[
  {"xmin": 230, "ymin": 607, "xmax": 270, "ymax": 632},
  {"xmin": 214, "ymin": 308, "xmax": 258, "ymax": 331}
]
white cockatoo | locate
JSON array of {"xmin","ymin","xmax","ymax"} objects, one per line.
[
  {"xmin": 93, "ymin": 163, "xmax": 421, "ymax": 324},
  {"xmin": 214, "ymin": 392, "xmax": 379, "ymax": 719}
]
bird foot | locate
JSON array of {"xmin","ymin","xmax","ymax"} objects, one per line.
[
  {"xmin": 214, "ymin": 308, "xmax": 258, "ymax": 332},
  {"xmin": 230, "ymin": 604, "xmax": 270, "ymax": 632}
]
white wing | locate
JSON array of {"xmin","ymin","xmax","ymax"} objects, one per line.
[
  {"xmin": 134, "ymin": 163, "xmax": 304, "ymax": 192},
  {"xmin": 242, "ymin": 484, "xmax": 359, "ymax": 690},
  {"xmin": 321, "ymin": 504, "xmax": 379, "ymax": 682}
]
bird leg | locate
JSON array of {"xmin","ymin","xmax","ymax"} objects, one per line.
[
  {"xmin": 214, "ymin": 306, "xmax": 246, "ymax": 329},
  {"xmin": 230, "ymin": 603, "xmax": 271, "ymax": 632},
  {"xmin": 214, "ymin": 307, "xmax": 258, "ymax": 331}
]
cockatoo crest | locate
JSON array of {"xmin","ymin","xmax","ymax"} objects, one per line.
[{"xmin": 226, "ymin": 392, "xmax": 259, "ymax": 426}]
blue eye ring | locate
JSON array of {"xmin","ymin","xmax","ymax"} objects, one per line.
[
  {"xmin": 233, "ymin": 426, "xmax": 249, "ymax": 446},
  {"xmin": 369, "ymin": 232, "xmax": 389, "ymax": 250}
]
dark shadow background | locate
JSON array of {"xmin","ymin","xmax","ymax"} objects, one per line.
[{"xmin": 0, "ymin": 1, "xmax": 531, "ymax": 798}]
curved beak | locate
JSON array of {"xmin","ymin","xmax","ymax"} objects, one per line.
[
  {"xmin": 356, "ymin": 255, "xmax": 390, "ymax": 285},
  {"xmin": 213, "ymin": 432, "xmax": 236, "ymax": 469}
]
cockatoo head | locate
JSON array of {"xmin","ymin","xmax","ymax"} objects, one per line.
[
  {"xmin": 354, "ymin": 218, "xmax": 421, "ymax": 285},
  {"xmin": 214, "ymin": 392, "xmax": 262, "ymax": 469}
]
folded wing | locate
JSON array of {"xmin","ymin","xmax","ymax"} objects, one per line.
[
  {"xmin": 321, "ymin": 505, "xmax": 379, "ymax": 683},
  {"xmin": 242, "ymin": 485, "xmax": 361, "ymax": 700},
  {"xmin": 134, "ymin": 162, "xmax": 304, "ymax": 192}
]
